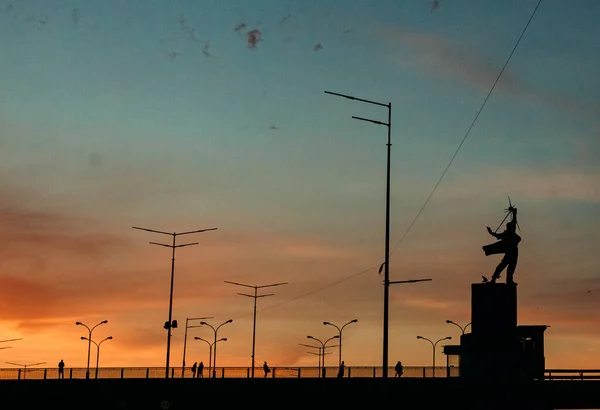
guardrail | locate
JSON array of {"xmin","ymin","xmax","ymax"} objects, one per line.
[
  {"xmin": 0, "ymin": 366, "xmax": 458, "ymax": 380},
  {"xmin": 1, "ymin": 367, "xmax": 596, "ymax": 381},
  {"xmin": 545, "ymin": 369, "xmax": 600, "ymax": 380}
]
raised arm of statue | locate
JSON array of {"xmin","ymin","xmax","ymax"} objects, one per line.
[{"xmin": 487, "ymin": 226, "xmax": 499, "ymax": 238}]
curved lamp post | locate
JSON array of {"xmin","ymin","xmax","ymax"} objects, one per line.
[
  {"xmin": 200, "ymin": 319, "xmax": 232, "ymax": 378},
  {"xmin": 81, "ymin": 336, "xmax": 113, "ymax": 379},
  {"xmin": 445, "ymin": 320, "xmax": 471, "ymax": 335},
  {"xmin": 416, "ymin": 335, "xmax": 452, "ymax": 377},
  {"xmin": 194, "ymin": 337, "xmax": 226, "ymax": 377},
  {"xmin": 307, "ymin": 335, "xmax": 339, "ymax": 378},
  {"xmin": 76, "ymin": 320, "xmax": 108, "ymax": 379},
  {"xmin": 323, "ymin": 319, "xmax": 357, "ymax": 367}
]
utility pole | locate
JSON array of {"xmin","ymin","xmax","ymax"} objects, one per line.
[
  {"xmin": 133, "ymin": 225, "xmax": 217, "ymax": 378},
  {"xmin": 225, "ymin": 280, "xmax": 289, "ymax": 377}
]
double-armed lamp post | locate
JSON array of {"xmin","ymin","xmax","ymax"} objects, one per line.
[
  {"xmin": 446, "ymin": 320, "xmax": 471, "ymax": 335},
  {"xmin": 307, "ymin": 335, "xmax": 339, "ymax": 378},
  {"xmin": 416, "ymin": 335, "xmax": 452, "ymax": 377},
  {"xmin": 81, "ymin": 336, "xmax": 113, "ymax": 378},
  {"xmin": 132, "ymin": 225, "xmax": 217, "ymax": 378},
  {"xmin": 76, "ymin": 320, "xmax": 108, "ymax": 379},
  {"xmin": 323, "ymin": 319, "xmax": 357, "ymax": 367},
  {"xmin": 201, "ymin": 319, "xmax": 233, "ymax": 378},
  {"xmin": 225, "ymin": 280, "xmax": 288, "ymax": 377}
]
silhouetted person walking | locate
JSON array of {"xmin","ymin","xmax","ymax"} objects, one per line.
[
  {"xmin": 191, "ymin": 362, "xmax": 197, "ymax": 378},
  {"xmin": 337, "ymin": 361, "xmax": 345, "ymax": 378},
  {"xmin": 197, "ymin": 361, "xmax": 204, "ymax": 378},
  {"xmin": 263, "ymin": 362, "xmax": 270, "ymax": 378},
  {"xmin": 394, "ymin": 361, "xmax": 403, "ymax": 378},
  {"xmin": 58, "ymin": 360, "xmax": 65, "ymax": 379},
  {"xmin": 483, "ymin": 207, "xmax": 521, "ymax": 285}
]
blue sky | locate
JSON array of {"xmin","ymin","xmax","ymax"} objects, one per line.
[{"xmin": 0, "ymin": 0, "xmax": 598, "ymax": 369}]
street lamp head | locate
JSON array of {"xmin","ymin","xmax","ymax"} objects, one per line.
[
  {"xmin": 220, "ymin": 338, "xmax": 227, "ymax": 342},
  {"xmin": 194, "ymin": 337, "xmax": 201, "ymax": 340},
  {"xmin": 107, "ymin": 336, "xmax": 113, "ymax": 340},
  {"xmin": 307, "ymin": 335, "xmax": 314, "ymax": 340},
  {"xmin": 80, "ymin": 337, "xmax": 87, "ymax": 340},
  {"xmin": 101, "ymin": 320, "xmax": 108, "ymax": 324},
  {"xmin": 200, "ymin": 321, "xmax": 207, "ymax": 325},
  {"xmin": 417, "ymin": 336, "xmax": 423, "ymax": 339},
  {"xmin": 446, "ymin": 320, "xmax": 452, "ymax": 324},
  {"xmin": 333, "ymin": 335, "xmax": 340, "ymax": 339},
  {"xmin": 323, "ymin": 321, "xmax": 330, "ymax": 325},
  {"xmin": 226, "ymin": 319, "xmax": 233, "ymax": 324},
  {"xmin": 445, "ymin": 336, "xmax": 452, "ymax": 340},
  {"xmin": 351, "ymin": 319, "xmax": 358, "ymax": 323},
  {"xmin": 75, "ymin": 322, "xmax": 82, "ymax": 326}
]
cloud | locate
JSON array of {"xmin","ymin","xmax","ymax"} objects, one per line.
[
  {"xmin": 379, "ymin": 27, "xmax": 511, "ymax": 92},
  {"xmin": 377, "ymin": 26, "xmax": 599, "ymax": 117},
  {"xmin": 436, "ymin": 167, "xmax": 600, "ymax": 203}
]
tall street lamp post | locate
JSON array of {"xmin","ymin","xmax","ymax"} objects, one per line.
[
  {"xmin": 323, "ymin": 319, "xmax": 357, "ymax": 367},
  {"xmin": 201, "ymin": 319, "xmax": 233, "ymax": 378},
  {"xmin": 446, "ymin": 320, "xmax": 471, "ymax": 335},
  {"xmin": 307, "ymin": 335, "xmax": 339, "ymax": 378},
  {"xmin": 225, "ymin": 280, "xmax": 288, "ymax": 377},
  {"xmin": 76, "ymin": 320, "xmax": 108, "ymax": 379},
  {"xmin": 132, "ymin": 225, "xmax": 217, "ymax": 378},
  {"xmin": 81, "ymin": 336, "xmax": 113, "ymax": 378},
  {"xmin": 416, "ymin": 335, "xmax": 452, "ymax": 377},
  {"xmin": 182, "ymin": 316, "xmax": 213, "ymax": 378},
  {"xmin": 326, "ymin": 89, "xmax": 392, "ymax": 376}
]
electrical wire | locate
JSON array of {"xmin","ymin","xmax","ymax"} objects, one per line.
[
  {"xmin": 236, "ymin": 0, "xmax": 543, "ymax": 318},
  {"xmin": 389, "ymin": 0, "xmax": 542, "ymax": 257}
]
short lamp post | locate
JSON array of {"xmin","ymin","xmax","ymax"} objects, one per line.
[
  {"xmin": 201, "ymin": 319, "xmax": 233, "ymax": 378},
  {"xmin": 76, "ymin": 320, "xmax": 108, "ymax": 380},
  {"xmin": 323, "ymin": 319, "xmax": 357, "ymax": 367},
  {"xmin": 416, "ymin": 335, "xmax": 452, "ymax": 377},
  {"xmin": 81, "ymin": 336, "xmax": 113, "ymax": 379},
  {"xmin": 446, "ymin": 320, "xmax": 471, "ymax": 335}
]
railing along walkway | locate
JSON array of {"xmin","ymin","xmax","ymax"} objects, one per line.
[
  {"xmin": 0, "ymin": 366, "xmax": 454, "ymax": 380},
  {"xmin": 0, "ymin": 367, "xmax": 597, "ymax": 381}
]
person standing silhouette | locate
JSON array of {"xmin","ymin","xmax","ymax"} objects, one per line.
[
  {"xmin": 191, "ymin": 362, "xmax": 197, "ymax": 378},
  {"xmin": 483, "ymin": 207, "xmax": 521, "ymax": 285},
  {"xmin": 263, "ymin": 362, "xmax": 270, "ymax": 378},
  {"xmin": 337, "ymin": 361, "xmax": 345, "ymax": 378},
  {"xmin": 58, "ymin": 360, "xmax": 65, "ymax": 379},
  {"xmin": 394, "ymin": 361, "xmax": 403, "ymax": 378},
  {"xmin": 197, "ymin": 361, "xmax": 204, "ymax": 378}
]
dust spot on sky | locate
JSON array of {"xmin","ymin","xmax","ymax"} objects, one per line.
[
  {"xmin": 71, "ymin": 8, "xmax": 79, "ymax": 23},
  {"xmin": 247, "ymin": 29, "xmax": 262, "ymax": 49},
  {"xmin": 234, "ymin": 22, "xmax": 246, "ymax": 33},
  {"xmin": 313, "ymin": 42, "xmax": 322, "ymax": 52}
]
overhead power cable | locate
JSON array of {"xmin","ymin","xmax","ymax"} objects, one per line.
[
  {"xmin": 389, "ymin": 0, "xmax": 542, "ymax": 257},
  {"xmin": 235, "ymin": 0, "xmax": 543, "ymax": 319}
]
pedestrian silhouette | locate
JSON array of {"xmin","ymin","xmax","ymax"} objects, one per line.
[
  {"xmin": 483, "ymin": 207, "xmax": 521, "ymax": 285},
  {"xmin": 58, "ymin": 359, "xmax": 65, "ymax": 379},
  {"xmin": 191, "ymin": 362, "xmax": 197, "ymax": 378},
  {"xmin": 337, "ymin": 361, "xmax": 345, "ymax": 378},
  {"xmin": 394, "ymin": 361, "xmax": 403, "ymax": 378},
  {"xmin": 263, "ymin": 361, "xmax": 270, "ymax": 378},
  {"xmin": 197, "ymin": 361, "xmax": 204, "ymax": 378}
]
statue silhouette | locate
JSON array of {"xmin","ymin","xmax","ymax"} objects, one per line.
[{"xmin": 482, "ymin": 207, "xmax": 521, "ymax": 285}]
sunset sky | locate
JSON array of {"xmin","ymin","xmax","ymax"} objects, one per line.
[{"xmin": 0, "ymin": 0, "xmax": 598, "ymax": 371}]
